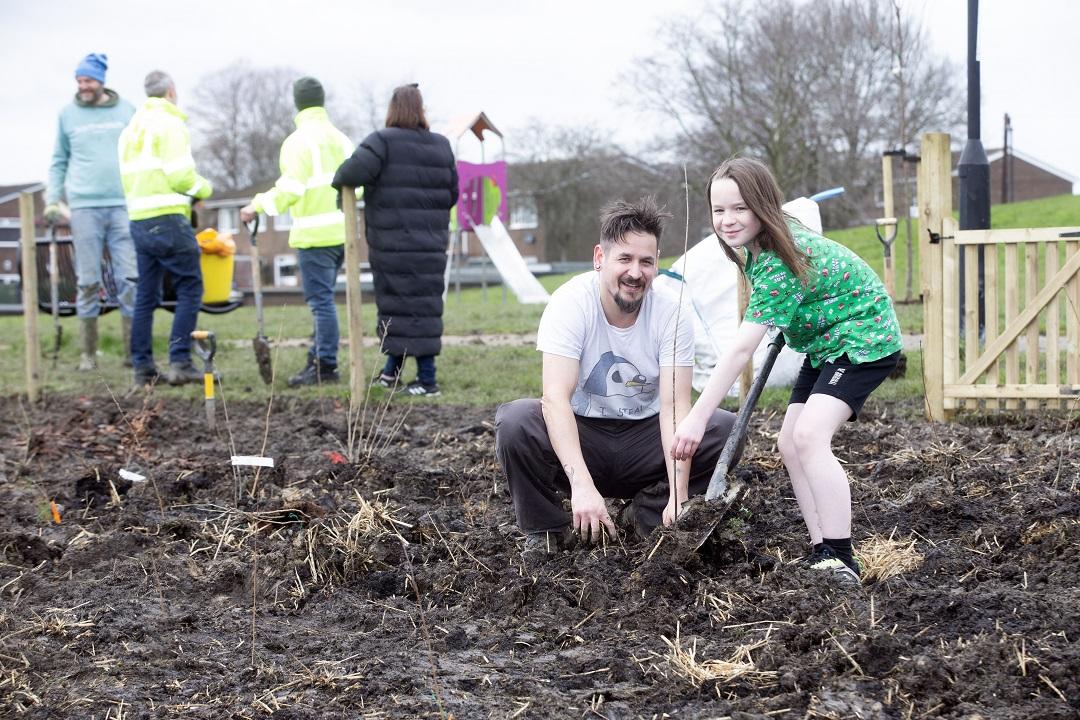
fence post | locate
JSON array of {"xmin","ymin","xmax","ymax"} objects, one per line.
[
  {"xmin": 341, "ymin": 187, "xmax": 365, "ymax": 411},
  {"xmin": 919, "ymin": 132, "xmax": 951, "ymax": 421},
  {"xmin": 19, "ymin": 192, "xmax": 41, "ymax": 403}
]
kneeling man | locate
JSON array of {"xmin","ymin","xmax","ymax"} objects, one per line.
[{"xmin": 495, "ymin": 197, "xmax": 742, "ymax": 555}]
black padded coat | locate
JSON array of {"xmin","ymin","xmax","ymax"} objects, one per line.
[{"xmin": 332, "ymin": 127, "xmax": 458, "ymax": 357}]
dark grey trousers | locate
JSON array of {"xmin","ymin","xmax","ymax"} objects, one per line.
[{"xmin": 494, "ymin": 399, "xmax": 741, "ymax": 536}]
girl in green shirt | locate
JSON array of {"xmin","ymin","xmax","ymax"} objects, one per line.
[{"xmin": 673, "ymin": 157, "xmax": 902, "ymax": 585}]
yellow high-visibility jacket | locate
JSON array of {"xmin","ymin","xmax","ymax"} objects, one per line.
[
  {"xmin": 252, "ymin": 107, "xmax": 354, "ymax": 248},
  {"xmin": 118, "ymin": 97, "xmax": 212, "ymax": 221}
]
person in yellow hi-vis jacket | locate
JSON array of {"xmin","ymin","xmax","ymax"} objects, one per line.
[
  {"xmin": 118, "ymin": 70, "xmax": 213, "ymax": 387},
  {"xmin": 241, "ymin": 77, "xmax": 354, "ymax": 387}
]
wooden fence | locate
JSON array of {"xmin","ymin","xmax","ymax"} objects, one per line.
[{"xmin": 919, "ymin": 133, "xmax": 1080, "ymax": 419}]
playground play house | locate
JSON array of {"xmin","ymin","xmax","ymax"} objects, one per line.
[{"xmin": 448, "ymin": 112, "xmax": 549, "ymax": 305}]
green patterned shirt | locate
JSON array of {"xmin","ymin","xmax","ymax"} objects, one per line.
[{"xmin": 743, "ymin": 222, "xmax": 903, "ymax": 367}]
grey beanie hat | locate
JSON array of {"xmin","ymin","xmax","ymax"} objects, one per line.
[{"xmin": 293, "ymin": 77, "xmax": 325, "ymax": 111}]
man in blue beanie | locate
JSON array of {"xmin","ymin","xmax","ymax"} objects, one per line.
[{"xmin": 45, "ymin": 53, "xmax": 138, "ymax": 371}]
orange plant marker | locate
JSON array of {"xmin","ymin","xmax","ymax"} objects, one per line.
[{"xmin": 50, "ymin": 501, "xmax": 61, "ymax": 524}]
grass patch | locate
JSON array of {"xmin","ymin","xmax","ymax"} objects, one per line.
[{"xmin": 9, "ymin": 193, "xmax": 1072, "ymax": 407}]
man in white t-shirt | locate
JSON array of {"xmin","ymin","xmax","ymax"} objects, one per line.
[{"xmin": 495, "ymin": 198, "xmax": 742, "ymax": 558}]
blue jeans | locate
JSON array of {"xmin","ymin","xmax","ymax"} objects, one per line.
[
  {"xmin": 383, "ymin": 354, "xmax": 437, "ymax": 385},
  {"xmin": 299, "ymin": 245, "xmax": 344, "ymax": 365},
  {"xmin": 69, "ymin": 206, "xmax": 138, "ymax": 318},
  {"xmin": 129, "ymin": 214, "xmax": 202, "ymax": 369}
]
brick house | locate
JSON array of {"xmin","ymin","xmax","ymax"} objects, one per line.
[
  {"xmin": 985, "ymin": 147, "xmax": 1076, "ymax": 203},
  {"xmin": 947, "ymin": 147, "xmax": 1076, "ymax": 210}
]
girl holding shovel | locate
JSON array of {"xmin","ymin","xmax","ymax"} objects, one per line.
[{"xmin": 672, "ymin": 157, "xmax": 902, "ymax": 585}]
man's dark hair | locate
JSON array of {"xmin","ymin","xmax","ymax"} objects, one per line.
[{"xmin": 598, "ymin": 196, "xmax": 671, "ymax": 250}]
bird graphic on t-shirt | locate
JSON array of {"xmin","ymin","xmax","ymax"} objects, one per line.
[
  {"xmin": 572, "ymin": 352, "xmax": 655, "ymax": 415},
  {"xmin": 586, "ymin": 352, "xmax": 651, "ymax": 396}
]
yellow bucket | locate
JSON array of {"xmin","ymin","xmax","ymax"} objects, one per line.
[{"xmin": 200, "ymin": 253, "xmax": 234, "ymax": 304}]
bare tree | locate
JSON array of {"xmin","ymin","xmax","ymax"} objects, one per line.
[
  {"xmin": 510, "ymin": 122, "xmax": 697, "ymax": 262},
  {"xmin": 885, "ymin": 0, "xmax": 962, "ymax": 299},
  {"xmin": 626, "ymin": 0, "xmax": 960, "ymax": 229},
  {"xmin": 187, "ymin": 61, "xmax": 386, "ymax": 193},
  {"xmin": 189, "ymin": 61, "xmax": 299, "ymax": 191}
]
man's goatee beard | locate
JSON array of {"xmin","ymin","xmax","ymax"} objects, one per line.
[{"xmin": 614, "ymin": 293, "xmax": 643, "ymax": 314}]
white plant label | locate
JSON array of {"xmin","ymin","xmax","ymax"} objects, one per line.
[
  {"xmin": 119, "ymin": 469, "xmax": 147, "ymax": 483},
  {"xmin": 231, "ymin": 455, "xmax": 275, "ymax": 468}
]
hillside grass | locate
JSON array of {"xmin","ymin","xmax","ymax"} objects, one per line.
[{"xmin": 3, "ymin": 193, "xmax": 1075, "ymax": 410}]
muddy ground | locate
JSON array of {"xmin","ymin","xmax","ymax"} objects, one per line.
[{"xmin": 0, "ymin": 392, "xmax": 1077, "ymax": 719}]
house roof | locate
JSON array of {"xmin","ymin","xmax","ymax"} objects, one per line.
[
  {"xmin": 447, "ymin": 112, "xmax": 502, "ymax": 142},
  {"xmin": 985, "ymin": 147, "xmax": 1077, "ymax": 183}
]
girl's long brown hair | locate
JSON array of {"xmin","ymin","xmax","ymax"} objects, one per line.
[{"xmin": 705, "ymin": 157, "xmax": 810, "ymax": 280}]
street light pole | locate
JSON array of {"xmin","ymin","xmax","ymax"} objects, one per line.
[{"xmin": 957, "ymin": 0, "xmax": 990, "ymax": 331}]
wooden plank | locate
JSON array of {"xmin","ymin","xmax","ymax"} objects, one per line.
[
  {"xmin": 1025, "ymin": 243, "xmax": 1040, "ymax": 410},
  {"xmin": 19, "ymin": 193, "xmax": 40, "ymax": 403},
  {"xmin": 1004, "ymin": 243, "xmax": 1020, "ymax": 409},
  {"xmin": 963, "ymin": 243, "xmax": 979, "ymax": 410},
  {"xmin": 955, "ymin": 248, "xmax": 1080, "ymax": 385},
  {"xmin": 1045, "ymin": 243, "xmax": 1060, "ymax": 409},
  {"xmin": 341, "ymin": 186, "xmax": 365, "ymax": 412},
  {"xmin": 941, "ymin": 227, "xmax": 958, "ymax": 411},
  {"xmin": 955, "ymin": 227, "xmax": 1080, "ymax": 245},
  {"xmin": 945, "ymin": 384, "xmax": 1080, "ymax": 399},
  {"xmin": 983, "ymin": 244, "xmax": 999, "ymax": 410},
  {"xmin": 920, "ymin": 133, "xmax": 951, "ymax": 421},
  {"xmin": 1069, "ymin": 241, "xmax": 1080, "ymax": 385}
]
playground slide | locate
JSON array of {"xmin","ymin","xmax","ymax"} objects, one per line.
[{"xmin": 470, "ymin": 217, "xmax": 551, "ymax": 304}]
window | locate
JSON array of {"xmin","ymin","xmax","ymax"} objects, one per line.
[
  {"xmin": 217, "ymin": 207, "xmax": 239, "ymax": 233},
  {"xmin": 274, "ymin": 210, "xmax": 293, "ymax": 231},
  {"xmin": 274, "ymin": 254, "xmax": 298, "ymax": 287},
  {"xmin": 509, "ymin": 195, "xmax": 538, "ymax": 230}
]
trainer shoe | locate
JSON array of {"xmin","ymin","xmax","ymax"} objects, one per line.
[
  {"xmin": 370, "ymin": 372, "xmax": 399, "ymax": 389},
  {"xmin": 614, "ymin": 500, "xmax": 648, "ymax": 541},
  {"xmin": 796, "ymin": 543, "xmax": 826, "ymax": 567},
  {"xmin": 402, "ymin": 380, "xmax": 440, "ymax": 397},
  {"xmin": 166, "ymin": 361, "xmax": 204, "ymax": 386},
  {"xmin": 522, "ymin": 526, "xmax": 577, "ymax": 556},
  {"xmin": 807, "ymin": 546, "xmax": 862, "ymax": 585}
]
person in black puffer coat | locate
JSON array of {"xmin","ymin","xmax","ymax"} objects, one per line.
[{"xmin": 333, "ymin": 84, "xmax": 458, "ymax": 397}]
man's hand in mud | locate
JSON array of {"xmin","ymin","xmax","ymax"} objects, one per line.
[{"xmin": 570, "ymin": 482, "xmax": 616, "ymax": 544}]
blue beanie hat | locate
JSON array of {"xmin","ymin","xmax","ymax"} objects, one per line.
[{"xmin": 75, "ymin": 53, "xmax": 108, "ymax": 84}]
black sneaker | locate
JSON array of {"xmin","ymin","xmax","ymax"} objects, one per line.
[
  {"xmin": 288, "ymin": 361, "xmax": 340, "ymax": 387},
  {"xmin": 133, "ymin": 366, "xmax": 160, "ymax": 386},
  {"xmin": 807, "ymin": 546, "xmax": 861, "ymax": 585},
  {"xmin": 370, "ymin": 372, "xmax": 399, "ymax": 389},
  {"xmin": 614, "ymin": 501, "xmax": 647, "ymax": 541},
  {"xmin": 166, "ymin": 361, "xmax": 206, "ymax": 386},
  {"xmin": 796, "ymin": 543, "xmax": 826, "ymax": 567},
  {"xmin": 402, "ymin": 380, "xmax": 440, "ymax": 397},
  {"xmin": 522, "ymin": 527, "xmax": 577, "ymax": 557}
]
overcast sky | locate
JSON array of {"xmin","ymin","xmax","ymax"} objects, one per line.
[{"xmin": 3, "ymin": 0, "xmax": 1077, "ymax": 191}]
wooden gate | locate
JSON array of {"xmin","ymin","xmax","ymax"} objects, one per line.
[{"xmin": 919, "ymin": 133, "xmax": 1080, "ymax": 419}]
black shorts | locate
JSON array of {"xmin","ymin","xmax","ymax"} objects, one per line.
[{"xmin": 788, "ymin": 350, "xmax": 901, "ymax": 420}]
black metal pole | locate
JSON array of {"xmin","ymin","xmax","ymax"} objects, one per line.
[{"xmin": 957, "ymin": 0, "xmax": 990, "ymax": 332}]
